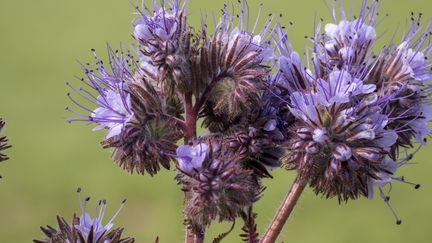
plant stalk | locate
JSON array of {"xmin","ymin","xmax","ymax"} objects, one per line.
[
  {"xmin": 261, "ymin": 176, "xmax": 307, "ymax": 243},
  {"xmin": 183, "ymin": 92, "xmax": 204, "ymax": 243}
]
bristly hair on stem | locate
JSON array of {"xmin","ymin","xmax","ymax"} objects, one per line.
[
  {"xmin": 240, "ymin": 207, "xmax": 259, "ymax": 243},
  {"xmin": 212, "ymin": 221, "xmax": 236, "ymax": 243}
]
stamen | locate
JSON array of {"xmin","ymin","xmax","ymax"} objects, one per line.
[
  {"xmin": 379, "ymin": 187, "xmax": 402, "ymax": 225},
  {"xmin": 107, "ymin": 199, "xmax": 127, "ymax": 226},
  {"xmin": 391, "ymin": 176, "xmax": 421, "ymax": 189}
]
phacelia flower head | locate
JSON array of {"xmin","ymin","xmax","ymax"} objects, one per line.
[
  {"xmin": 196, "ymin": 1, "xmax": 277, "ymax": 126},
  {"xmin": 177, "ymin": 141, "xmax": 263, "ymax": 234},
  {"xmin": 34, "ymin": 188, "xmax": 134, "ymax": 243},
  {"xmin": 0, "ymin": 119, "xmax": 11, "ymax": 178},
  {"xmin": 67, "ymin": 46, "xmax": 182, "ymax": 176},
  {"xmin": 283, "ymin": 68, "xmax": 399, "ymax": 201},
  {"xmin": 66, "ymin": 46, "xmax": 134, "ymax": 139},
  {"xmin": 273, "ymin": 1, "xmax": 431, "ymax": 223},
  {"xmin": 133, "ymin": 0, "xmax": 191, "ymax": 84},
  {"xmin": 368, "ymin": 14, "xmax": 432, "ymax": 150},
  {"xmin": 101, "ymin": 78, "xmax": 183, "ymax": 176},
  {"xmin": 314, "ymin": 0, "xmax": 378, "ymax": 75}
]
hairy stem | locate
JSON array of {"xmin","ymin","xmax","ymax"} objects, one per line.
[
  {"xmin": 183, "ymin": 92, "xmax": 203, "ymax": 243},
  {"xmin": 261, "ymin": 176, "xmax": 307, "ymax": 243},
  {"xmin": 184, "ymin": 92, "xmax": 196, "ymax": 143}
]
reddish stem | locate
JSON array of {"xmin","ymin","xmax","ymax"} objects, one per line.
[
  {"xmin": 184, "ymin": 92, "xmax": 196, "ymax": 143},
  {"xmin": 183, "ymin": 92, "xmax": 203, "ymax": 243}
]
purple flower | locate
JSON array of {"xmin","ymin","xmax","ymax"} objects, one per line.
[
  {"xmin": 285, "ymin": 88, "xmax": 398, "ymax": 201},
  {"xmin": 176, "ymin": 143, "xmax": 209, "ymax": 173},
  {"xmin": 67, "ymin": 47, "xmax": 183, "ymax": 176},
  {"xmin": 368, "ymin": 15, "xmax": 432, "ymax": 148},
  {"xmin": 75, "ymin": 188, "xmax": 126, "ymax": 242},
  {"xmin": 315, "ymin": 69, "xmax": 376, "ymax": 106},
  {"xmin": 132, "ymin": 0, "xmax": 189, "ymax": 82},
  {"xmin": 273, "ymin": 1, "xmax": 430, "ymax": 223},
  {"xmin": 313, "ymin": 1, "xmax": 378, "ymax": 74},
  {"xmin": 91, "ymin": 89, "xmax": 132, "ymax": 138},
  {"xmin": 272, "ymin": 25, "xmax": 312, "ymax": 94},
  {"xmin": 34, "ymin": 188, "xmax": 134, "ymax": 243},
  {"xmin": 323, "ymin": 19, "xmax": 376, "ymax": 59},
  {"xmin": 66, "ymin": 46, "xmax": 135, "ymax": 139}
]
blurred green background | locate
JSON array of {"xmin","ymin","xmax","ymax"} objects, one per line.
[{"xmin": 1, "ymin": 0, "xmax": 431, "ymax": 242}]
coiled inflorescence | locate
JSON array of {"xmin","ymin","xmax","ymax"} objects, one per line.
[
  {"xmin": 272, "ymin": 0, "xmax": 431, "ymax": 223},
  {"xmin": 34, "ymin": 188, "xmax": 134, "ymax": 243},
  {"xmin": 133, "ymin": 0, "xmax": 191, "ymax": 88},
  {"xmin": 176, "ymin": 141, "xmax": 263, "ymax": 234},
  {"xmin": 67, "ymin": 46, "xmax": 183, "ymax": 176}
]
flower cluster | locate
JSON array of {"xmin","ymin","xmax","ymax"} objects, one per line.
[
  {"xmin": 66, "ymin": 46, "xmax": 182, "ymax": 176},
  {"xmin": 133, "ymin": 0, "xmax": 191, "ymax": 86},
  {"xmin": 67, "ymin": 1, "xmax": 284, "ymax": 235},
  {"xmin": 65, "ymin": 0, "xmax": 432, "ymax": 238},
  {"xmin": 368, "ymin": 13, "xmax": 432, "ymax": 151},
  {"xmin": 34, "ymin": 188, "xmax": 134, "ymax": 243},
  {"xmin": 273, "ymin": 0, "xmax": 431, "ymax": 223},
  {"xmin": 0, "ymin": 118, "xmax": 11, "ymax": 178},
  {"xmin": 176, "ymin": 141, "xmax": 263, "ymax": 234}
]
